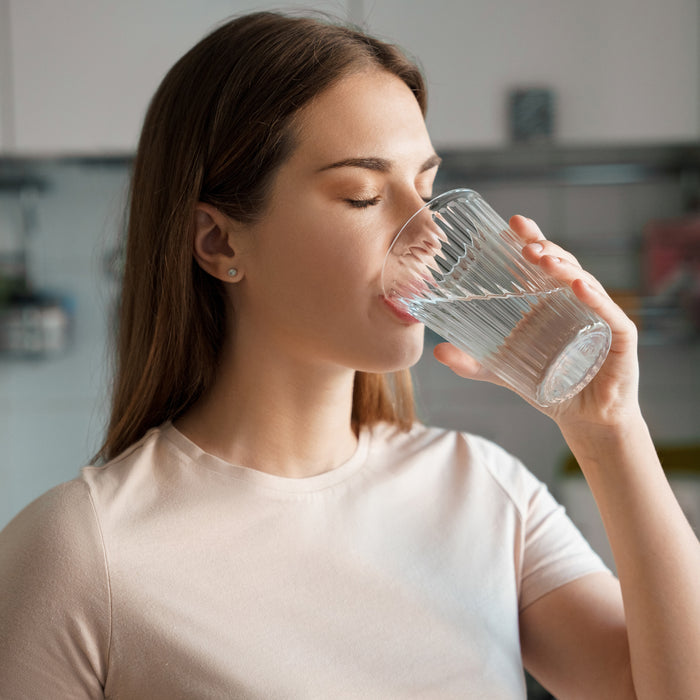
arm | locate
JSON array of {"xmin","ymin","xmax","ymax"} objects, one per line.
[
  {"xmin": 435, "ymin": 216, "xmax": 700, "ymax": 699},
  {"xmin": 558, "ymin": 402, "xmax": 700, "ymax": 699},
  {"xmin": 520, "ymin": 572, "xmax": 634, "ymax": 699}
]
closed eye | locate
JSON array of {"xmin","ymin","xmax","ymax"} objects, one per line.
[{"xmin": 345, "ymin": 197, "xmax": 381, "ymax": 209}]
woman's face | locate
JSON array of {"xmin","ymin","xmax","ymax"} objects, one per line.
[{"xmin": 232, "ymin": 68, "xmax": 440, "ymax": 374}]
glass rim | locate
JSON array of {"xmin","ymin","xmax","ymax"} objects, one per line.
[
  {"xmin": 420, "ymin": 187, "xmax": 477, "ymax": 212},
  {"xmin": 385, "ymin": 187, "xmax": 478, "ymax": 262},
  {"xmin": 382, "ymin": 188, "xmax": 481, "ymax": 297},
  {"xmin": 396, "ymin": 186, "xmax": 478, "ymax": 237}
]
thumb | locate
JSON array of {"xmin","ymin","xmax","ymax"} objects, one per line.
[{"xmin": 433, "ymin": 343, "xmax": 499, "ymax": 383}]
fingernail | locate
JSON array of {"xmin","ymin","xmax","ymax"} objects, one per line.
[{"xmin": 530, "ymin": 242, "xmax": 544, "ymax": 253}]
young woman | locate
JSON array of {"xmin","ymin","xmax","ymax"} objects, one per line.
[{"xmin": 1, "ymin": 11, "xmax": 698, "ymax": 699}]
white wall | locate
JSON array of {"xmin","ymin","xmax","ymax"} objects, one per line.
[{"xmin": 362, "ymin": 0, "xmax": 700, "ymax": 147}]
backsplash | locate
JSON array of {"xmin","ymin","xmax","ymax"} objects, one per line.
[{"xmin": 0, "ymin": 161, "xmax": 128, "ymax": 526}]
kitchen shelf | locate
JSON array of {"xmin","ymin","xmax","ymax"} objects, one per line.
[
  {"xmin": 2, "ymin": 142, "xmax": 699, "ymax": 189},
  {"xmin": 0, "ymin": 154, "xmax": 131, "ymax": 192},
  {"xmin": 434, "ymin": 141, "xmax": 700, "ymax": 346},
  {"xmin": 435, "ymin": 141, "xmax": 700, "ymax": 189}
]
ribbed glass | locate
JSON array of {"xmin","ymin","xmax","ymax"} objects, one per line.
[{"xmin": 382, "ymin": 189, "xmax": 611, "ymax": 406}]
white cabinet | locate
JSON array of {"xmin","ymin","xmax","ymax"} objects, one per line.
[
  {"xmin": 0, "ymin": 71, "xmax": 7, "ymax": 153},
  {"xmin": 2, "ymin": 0, "xmax": 352, "ymax": 155},
  {"xmin": 361, "ymin": 0, "xmax": 700, "ymax": 148},
  {"xmin": 0, "ymin": 0, "xmax": 12, "ymax": 150},
  {"xmin": 2, "ymin": 0, "xmax": 697, "ymax": 154}
]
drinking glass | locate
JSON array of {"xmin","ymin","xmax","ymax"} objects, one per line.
[{"xmin": 382, "ymin": 189, "xmax": 611, "ymax": 406}]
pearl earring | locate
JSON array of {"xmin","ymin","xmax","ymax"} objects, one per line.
[{"xmin": 227, "ymin": 268, "xmax": 238, "ymax": 278}]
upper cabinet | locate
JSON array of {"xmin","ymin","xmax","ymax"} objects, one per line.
[
  {"xmin": 0, "ymin": 0, "xmax": 352, "ymax": 155},
  {"xmin": 362, "ymin": 0, "xmax": 700, "ymax": 149},
  {"xmin": 0, "ymin": 0, "xmax": 11, "ymax": 151},
  {"xmin": 1, "ymin": 0, "xmax": 697, "ymax": 154}
]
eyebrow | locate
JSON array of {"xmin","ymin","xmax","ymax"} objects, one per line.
[{"xmin": 317, "ymin": 153, "xmax": 442, "ymax": 173}]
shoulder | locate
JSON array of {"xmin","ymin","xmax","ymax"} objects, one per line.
[
  {"xmin": 0, "ymin": 477, "xmax": 110, "ymax": 612},
  {"xmin": 80, "ymin": 422, "xmax": 184, "ymax": 507},
  {"xmin": 369, "ymin": 421, "xmax": 542, "ymax": 515},
  {"xmin": 0, "ymin": 478, "xmax": 103, "ymax": 572},
  {"xmin": 0, "ymin": 477, "xmax": 108, "ymax": 621},
  {"xmin": 0, "ymin": 479, "xmax": 111, "ymax": 695},
  {"xmin": 371, "ymin": 419, "xmax": 522, "ymax": 465}
]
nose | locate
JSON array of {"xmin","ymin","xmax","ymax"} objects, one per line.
[
  {"xmin": 402, "ymin": 217, "xmax": 443, "ymax": 270},
  {"xmin": 394, "ymin": 197, "xmax": 444, "ymax": 259},
  {"xmin": 400, "ymin": 190, "xmax": 432, "ymax": 225},
  {"xmin": 388, "ymin": 189, "xmax": 438, "ymax": 249},
  {"xmin": 382, "ymin": 193, "xmax": 447, "ymax": 298}
]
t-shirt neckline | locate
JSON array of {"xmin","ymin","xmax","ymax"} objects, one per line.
[{"xmin": 161, "ymin": 421, "xmax": 372, "ymax": 493}]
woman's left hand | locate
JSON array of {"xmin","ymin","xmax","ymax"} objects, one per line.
[{"xmin": 433, "ymin": 215, "xmax": 642, "ymax": 433}]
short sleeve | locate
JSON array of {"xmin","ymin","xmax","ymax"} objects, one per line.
[
  {"xmin": 0, "ymin": 479, "xmax": 111, "ymax": 699},
  {"xmin": 470, "ymin": 434, "xmax": 610, "ymax": 612},
  {"xmin": 518, "ymin": 473, "xmax": 610, "ymax": 610}
]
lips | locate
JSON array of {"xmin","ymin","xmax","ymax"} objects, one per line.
[{"xmin": 381, "ymin": 295, "xmax": 421, "ymax": 324}]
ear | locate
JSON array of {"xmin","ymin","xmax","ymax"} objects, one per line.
[{"xmin": 192, "ymin": 203, "xmax": 244, "ymax": 282}]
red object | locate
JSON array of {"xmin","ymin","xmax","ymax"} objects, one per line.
[{"xmin": 644, "ymin": 216, "xmax": 700, "ymax": 328}]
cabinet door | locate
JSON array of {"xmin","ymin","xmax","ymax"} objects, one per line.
[
  {"xmin": 362, "ymin": 0, "xmax": 699, "ymax": 147},
  {"xmin": 0, "ymin": 0, "xmax": 11, "ymax": 150},
  {"xmin": 0, "ymin": 64, "xmax": 7, "ymax": 153},
  {"xmin": 7, "ymin": 0, "xmax": 350, "ymax": 155}
]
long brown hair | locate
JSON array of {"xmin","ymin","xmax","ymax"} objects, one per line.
[{"xmin": 97, "ymin": 11, "xmax": 426, "ymax": 463}]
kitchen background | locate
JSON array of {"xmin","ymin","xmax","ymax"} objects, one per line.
[{"xmin": 1, "ymin": 3, "xmax": 699, "ymax": 694}]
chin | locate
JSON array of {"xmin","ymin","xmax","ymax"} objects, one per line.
[{"xmin": 356, "ymin": 334, "xmax": 425, "ymax": 374}]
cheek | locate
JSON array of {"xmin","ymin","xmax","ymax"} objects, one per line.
[
  {"xmin": 247, "ymin": 238, "xmax": 357, "ymax": 330},
  {"xmin": 277, "ymin": 217, "xmax": 376, "ymax": 296},
  {"xmin": 283, "ymin": 245, "xmax": 357, "ymax": 303}
]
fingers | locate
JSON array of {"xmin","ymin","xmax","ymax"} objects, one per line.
[
  {"xmin": 570, "ymin": 278, "xmax": 638, "ymax": 351},
  {"xmin": 438, "ymin": 215, "xmax": 638, "ymax": 394},
  {"xmin": 523, "ymin": 240, "xmax": 593, "ymax": 288},
  {"xmin": 510, "ymin": 214, "xmax": 637, "ymax": 349},
  {"xmin": 433, "ymin": 343, "xmax": 478, "ymax": 378},
  {"xmin": 511, "ymin": 214, "xmax": 594, "ymax": 288},
  {"xmin": 433, "ymin": 343, "xmax": 503, "ymax": 384},
  {"xmin": 511, "ymin": 215, "xmax": 581, "ymax": 267},
  {"xmin": 509, "ymin": 214, "xmax": 545, "ymax": 243}
]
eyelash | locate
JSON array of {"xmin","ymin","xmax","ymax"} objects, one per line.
[
  {"xmin": 345, "ymin": 195, "xmax": 433, "ymax": 209},
  {"xmin": 345, "ymin": 197, "xmax": 381, "ymax": 209}
]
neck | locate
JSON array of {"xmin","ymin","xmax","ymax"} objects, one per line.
[{"xmin": 175, "ymin": 335, "xmax": 359, "ymax": 479}]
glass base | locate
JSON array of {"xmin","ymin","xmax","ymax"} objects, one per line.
[{"xmin": 536, "ymin": 323, "xmax": 612, "ymax": 406}]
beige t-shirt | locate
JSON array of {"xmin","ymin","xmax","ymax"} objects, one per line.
[{"xmin": 0, "ymin": 421, "xmax": 608, "ymax": 699}]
